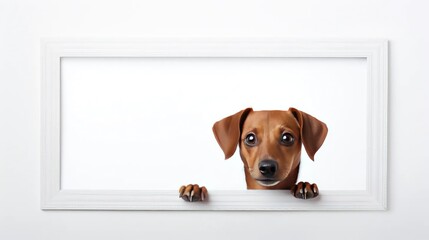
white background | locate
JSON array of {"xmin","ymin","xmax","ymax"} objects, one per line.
[
  {"xmin": 61, "ymin": 57, "xmax": 366, "ymax": 191},
  {"xmin": 0, "ymin": 0, "xmax": 428, "ymax": 239}
]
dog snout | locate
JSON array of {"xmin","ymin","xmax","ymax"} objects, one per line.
[{"xmin": 258, "ymin": 160, "xmax": 278, "ymax": 178}]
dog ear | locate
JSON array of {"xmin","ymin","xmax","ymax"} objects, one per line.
[
  {"xmin": 212, "ymin": 108, "xmax": 253, "ymax": 159},
  {"xmin": 289, "ymin": 108, "xmax": 328, "ymax": 161}
]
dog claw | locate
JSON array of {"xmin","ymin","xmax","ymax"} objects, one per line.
[
  {"xmin": 179, "ymin": 185, "xmax": 186, "ymax": 198},
  {"xmin": 292, "ymin": 182, "xmax": 319, "ymax": 199},
  {"xmin": 179, "ymin": 184, "xmax": 208, "ymax": 202},
  {"xmin": 312, "ymin": 183, "xmax": 319, "ymax": 197},
  {"xmin": 201, "ymin": 186, "xmax": 208, "ymax": 201}
]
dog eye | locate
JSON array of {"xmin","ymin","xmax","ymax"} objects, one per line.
[
  {"xmin": 280, "ymin": 132, "xmax": 294, "ymax": 146},
  {"xmin": 244, "ymin": 133, "xmax": 257, "ymax": 146}
]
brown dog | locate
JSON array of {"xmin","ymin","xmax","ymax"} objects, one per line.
[{"xmin": 179, "ymin": 108, "xmax": 328, "ymax": 202}]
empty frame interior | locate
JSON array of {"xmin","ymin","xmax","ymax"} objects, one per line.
[{"xmin": 60, "ymin": 57, "xmax": 367, "ymax": 191}]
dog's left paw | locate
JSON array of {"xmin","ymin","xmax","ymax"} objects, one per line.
[{"xmin": 291, "ymin": 182, "xmax": 319, "ymax": 199}]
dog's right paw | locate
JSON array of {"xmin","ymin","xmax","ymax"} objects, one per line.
[
  {"xmin": 179, "ymin": 184, "xmax": 208, "ymax": 202},
  {"xmin": 291, "ymin": 182, "xmax": 319, "ymax": 199}
]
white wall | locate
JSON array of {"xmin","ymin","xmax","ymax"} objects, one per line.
[{"xmin": 0, "ymin": 0, "xmax": 428, "ymax": 239}]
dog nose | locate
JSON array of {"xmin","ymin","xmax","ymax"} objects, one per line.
[{"xmin": 258, "ymin": 160, "xmax": 278, "ymax": 178}]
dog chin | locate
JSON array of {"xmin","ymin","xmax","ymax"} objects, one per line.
[{"xmin": 256, "ymin": 180, "xmax": 281, "ymax": 187}]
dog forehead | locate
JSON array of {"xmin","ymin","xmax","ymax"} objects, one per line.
[{"xmin": 242, "ymin": 110, "xmax": 299, "ymax": 131}]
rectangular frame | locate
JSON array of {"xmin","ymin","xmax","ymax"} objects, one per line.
[{"xmin": 41, "ymin": 39, "xmax": 388, "ymax": 210}]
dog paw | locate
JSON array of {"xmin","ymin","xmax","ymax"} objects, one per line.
[
  {"xmin": 291, "ymin": 182, "xmax": 319, "ymax": 199},
  {"xmin": 179, "ymin": 184, "xmax": 208, "ymax": 202}
]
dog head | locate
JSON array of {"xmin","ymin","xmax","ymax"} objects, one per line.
[{"xmin": 212, "ymin": 108, "xmax": 328, "ymax": 187}]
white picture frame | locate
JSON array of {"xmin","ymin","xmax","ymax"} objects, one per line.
[{"xmin": 41, "ymin": 39, "xmax": 388, "ymax": 210}]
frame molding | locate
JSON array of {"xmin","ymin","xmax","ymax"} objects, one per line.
[{"xmin": 41, "ymin": 39, "xmax": 388, "ymax": 210}]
